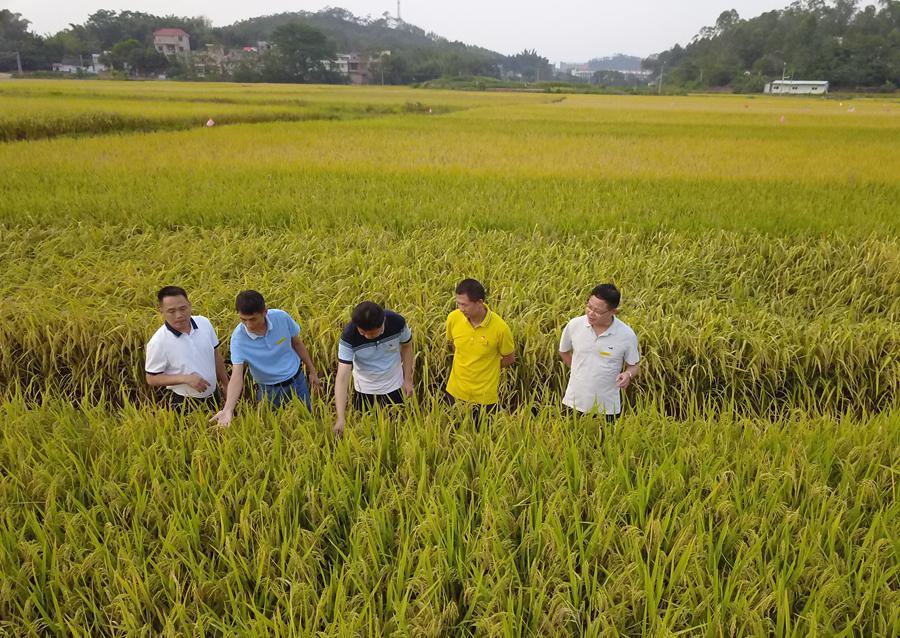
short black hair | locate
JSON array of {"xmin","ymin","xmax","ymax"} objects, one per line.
[
  {"xmin": 157, "ymin": 286, "xmax": 188, "ymax": 304},
  {"xmin": 235, "ymin": 290, "xmax": 266, "ymax": 314},
  {"xmin": 351, "ymin": 301, "xmax": 385, "ymax": 330},
  {"xmin": 455, "ymin": 278, "xmax": 486, "ymax": 302},
  {"xmin": 590, "ymin": 284, "xmax": 620, "ymax": 309}
]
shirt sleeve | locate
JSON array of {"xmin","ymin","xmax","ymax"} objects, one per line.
[
  {"xmin": 145, "ymin": 336, "xmax": 167, "ymax": 374},
  {"xmin": 400, "ymin": 322, "xmax": 412, "ymax": 343},
  {"xmin": 287, "ymin": 313, "xmax": 301, "ymax": 338},
  {"xmin": 559, "ymin": 322, "xmax": 573, "ymax": 352},
  {"xmin": 230, "ymin": 333, "xmax": 246, "ymax": 365},
  {"xmin": 625, "ymin": 332, "xmax": 641, "ymax": 365},
  {"xmin": 499, "ymin": 322, "xmax": 515, "ymax": 357},
  {"xmin": 206, "ymin": 318, "xmax": 219, "ymax": 348},
  {"xmin": 337, "ymin": 339, "xmax": 354, "ymax": 365}
]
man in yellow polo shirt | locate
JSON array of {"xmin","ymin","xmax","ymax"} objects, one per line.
[{"xmin": 446, "ymin": 278, "xmax": 515, "ymax": 423}]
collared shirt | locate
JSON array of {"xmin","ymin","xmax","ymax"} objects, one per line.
[
  {"xmin": 445, "ymin": 307, "xmax": 514, "ymax": 405},
  {"xmin": 338, "ymin": 310, "xmax": 412, "ymax": 395},
  {"xmin": 145, "ymin": 316, "xmax": 219, "ymax": 398},
  {"xmin": 229, "ymin": 309, "xmax": 302, "ymax": 385},
  {"xmin": 559, "ymin": 315, "xmax": 640, "ymax": 415}
]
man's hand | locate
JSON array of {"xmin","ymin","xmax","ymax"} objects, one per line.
[
  {"xmin": 333, "ymin": 416, "xmax": 345, "ymax": 438},
  {"xmin": 308, "ymin": 371, "xmax": 321, "ymax": 393},
  {"xmin": 209, "ymin": 409, "xmax": 233, "ymax": 428},
  {"xmin": 615, "ymin": 371, "xmax": 633, "ymax": 390},
  {"xmin": 402, "ymin": 379, "xmax": 414, "ymax": 397},
  {"xmin": 184, "ymin": 373, "xmax": 210, "ymax": 393}
]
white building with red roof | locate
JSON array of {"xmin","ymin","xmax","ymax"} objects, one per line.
[{"xmin": 153, "ymin": 28, "xmax": 191, "ymax": 60}]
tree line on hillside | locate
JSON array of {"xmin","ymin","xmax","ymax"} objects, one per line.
[
  {"xmin": 643, "ymin": 0, "xmax": 899, "ymax": 92},
  {"xmin": 0, "ymin": 7, "xmax": 553, "ymax": 84}
]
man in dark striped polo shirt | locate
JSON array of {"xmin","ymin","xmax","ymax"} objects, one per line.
[{"xmin": 333, "ymin": 301, "xmax": 414, "ymax": 437}]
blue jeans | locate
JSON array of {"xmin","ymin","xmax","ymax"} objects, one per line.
[{"xmin": 257, "ymin": 370, "xmax": 311, "ymax": 410}]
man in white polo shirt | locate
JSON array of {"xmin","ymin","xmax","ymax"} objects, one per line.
[
  {"xmin": 145, "ymin": 286, "xmax": 229, "ymax": 411},
  {"xmin": 559, "ymin": 283, "xmax": 640, "ymax": 422}
]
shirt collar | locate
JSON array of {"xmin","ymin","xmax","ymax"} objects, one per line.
[
  {"xmin": 584, "ymin": 314, "xmax": 617, "ymax": 336},
  {"xmin": 165, "ymin": 317, "xmax": 198, "ymax": 337},
  {"xmin": 244, "ymin": 315, "xmax": 273, "ymax": 340},
  {"xmin": 477, "ymin": 305, "xmax": 493, "ymax": 328}
]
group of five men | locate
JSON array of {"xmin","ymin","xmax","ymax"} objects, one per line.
[{"xmin": 144, "ymin": 278, "xmax": 640, "ymax": 434}]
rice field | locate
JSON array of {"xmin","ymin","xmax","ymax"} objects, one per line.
[{"xmin": 0, "ymin": 79, "xmax": 898, "ymax": 635}]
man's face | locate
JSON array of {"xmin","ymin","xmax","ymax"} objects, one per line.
[
  {"xmin": 239, "ymin": 309, "xmax": 268, "ymax": 334},
  {"xmin": 586, "ymin": 295, "xmax": 616, "ymax": 326},
  {"xmin": 455, "ymin": 293, "xmax": 484, "ymax": 320},
  {"xmin": 357, "ymin": 323, "xmax": 385, "ymax": 340},
  {"xmin": 160, "ymin": 295, "xmax": 192, "ymax": 332}
]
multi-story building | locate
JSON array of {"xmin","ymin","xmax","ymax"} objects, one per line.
[{"xmin": 153, "ymin": 28, "xmax": 191, "ymax": 60}]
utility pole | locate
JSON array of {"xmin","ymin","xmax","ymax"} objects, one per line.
[
  {"xmin": 1, "ymin": 51, "xmax": 23, "ymax": 74},
  {"xmin": 397, "ymin": 0, "xmax": 401, "ymax": 21},
  {"xmin": 658, "ymin": 62, "xmax": 664, "ymax": 95}
]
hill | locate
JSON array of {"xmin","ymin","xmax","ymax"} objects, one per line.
[{"xmin": 644, "ymin": 0, "xmax": 900, "ymax": 92}]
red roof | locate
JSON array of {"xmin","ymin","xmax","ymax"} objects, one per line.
[{"xmin": 153, "ymin": 28, "xmax": 189, "ymax": 37}]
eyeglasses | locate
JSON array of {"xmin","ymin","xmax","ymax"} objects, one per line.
[{"xmin": 586, "ymin": 305, "xmax": 612, "ymax": 315}]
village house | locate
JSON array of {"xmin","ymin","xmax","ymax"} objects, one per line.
[
  {"xmin": 325, "ymin": 53, "xmax": 370, "ymax": 84},
  {"xmin": 52, "ymin": 53, "xmax": 107, "ymax": 74},
  {"xmin": 153, "ymin": 28, "xmax": 191, "ymax": 61}
]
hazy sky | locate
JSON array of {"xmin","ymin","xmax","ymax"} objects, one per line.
[{"xmin": 9, "ymin": 0, "xmax": 790, "ymax": 60}]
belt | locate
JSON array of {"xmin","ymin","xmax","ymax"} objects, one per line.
[{"xmin": 263, "ymin": 366, "xmax": 302, "ymax": 388}]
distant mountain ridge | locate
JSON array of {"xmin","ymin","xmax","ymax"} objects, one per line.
[{"xmin": 218, "ymin": 8, "xmax": 504, "ymax": 62}]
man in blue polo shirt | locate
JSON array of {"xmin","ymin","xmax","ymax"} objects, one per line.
[
  {"xmin": 333, "ymin": 301, "xmax": 413, "ymax": 437},
  {"xmin": 210, "ymin": 290, "xmax": 320, "ymax": 426}
]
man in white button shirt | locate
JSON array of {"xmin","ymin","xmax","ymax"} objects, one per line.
[
  {"xmin": 559, "ymin": 283, "xmax": 640, "ymax": 422},
  {"xmin": 145, "ymin": 286, "xmax": 229, "ymax": 411}
]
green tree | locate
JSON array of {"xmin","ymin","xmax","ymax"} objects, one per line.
[
  {"xmin": 101, "ymin": 38, "xmax": 168, "ymax": 75},
  {"xmin": 268, "ymin": 22, "xmax": 336, "ymax": 83},
  {"xmin": 508, "ymin": 49, "xmax": 553, "ymax": 82},
  {"xmin": 0, "ymin": 10, "xmax": 49, "ymax": 71},
  {"xmin": 101, "ymin": 38, "xmax": 142, "ymax": 71},
  {"xmin": 645, "ymin": 0, "xmax": 900, "ymax": 90}
]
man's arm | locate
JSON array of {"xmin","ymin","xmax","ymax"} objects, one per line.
[
  {"xmin": 145, "ymin": 372, "xmax": 209, "ymax": 393},
  {"xmin": 333, "ymin": 362, "xmax": 352, "ymax": 437},
  {"xmin": 446, "ymin": 317, "xmax": 455, "ymax": 352},
  {"xmin": 616, "ymin": 363, "xmax": 640, "ymax": 389},
  {"xmin": 400, "ymin": 341, "xmax": 414, "ymax": 396},
  {"xmin": 210, "ymin": 363, "xmax": 245, "ymax": 426},
  {"xmin": 499, "ymin": 323, "xmax": 515, "ymax": 368},
  {"xmin": 214, "ymin": 350, "xmax": 229, "ymax": 401},
  {"xmin": 145, "ymin": 339, "xmax": 208, "ymax": 393},
  {"xmin": 558, "ymin": 323, "xmax": 573, "ymax": 369},
  {"xmin": 616, "ymin": 334, "xmax": 641, "ymax": 389},
  {"xmin": 291, "ymin": 335, "xmax": 320, "ymax": 392}
]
